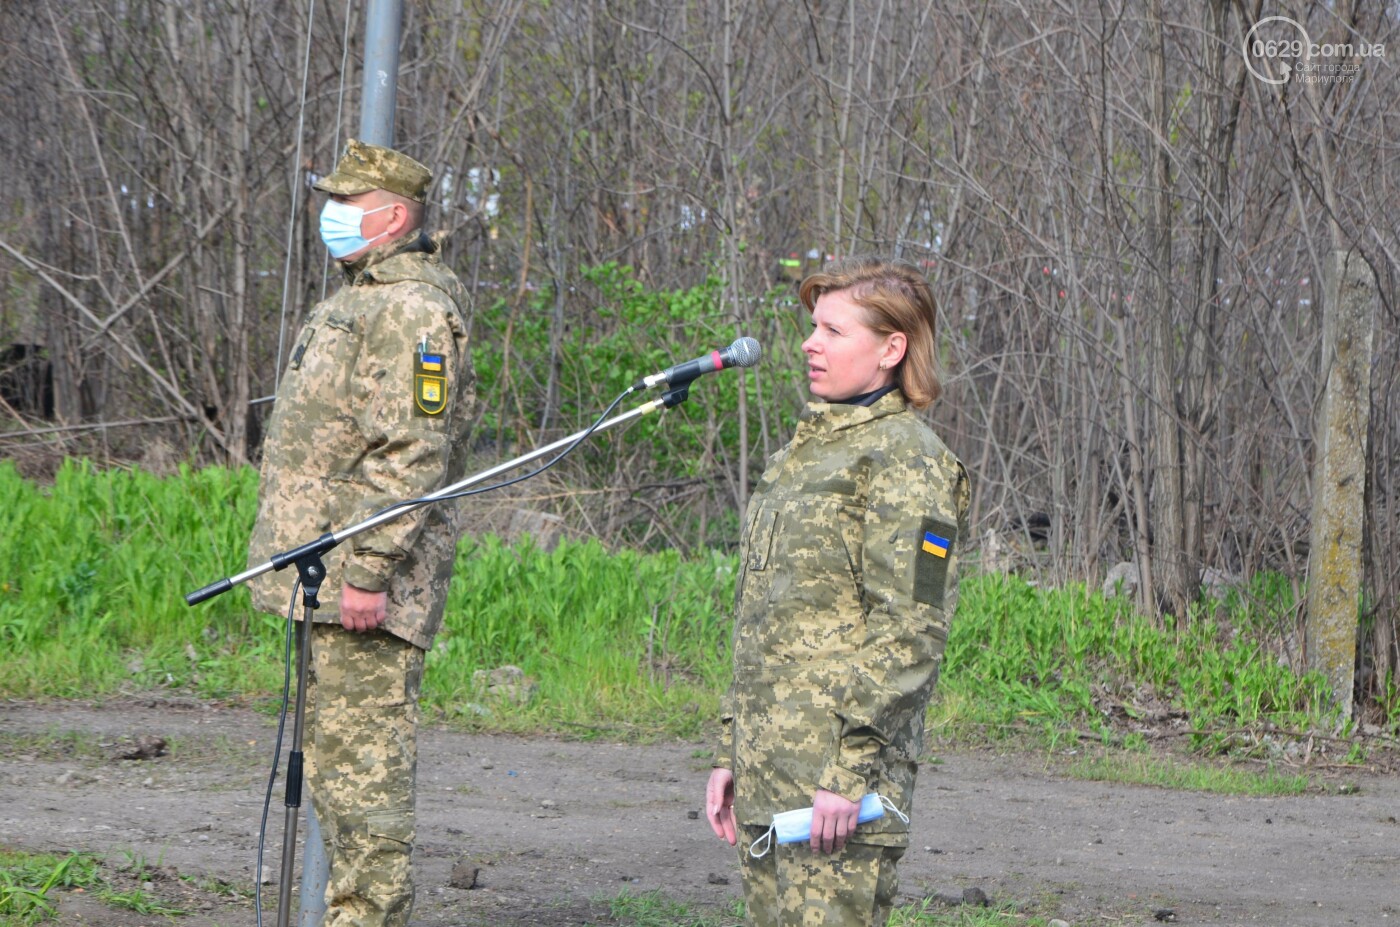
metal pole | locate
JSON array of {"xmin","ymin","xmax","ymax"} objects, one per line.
[
  {"xmin": 296, "ymin": 777, "xmax": 329, "ymax": 927},
  {"xmin": 358, "ymin": 0, "xmax": 403, "ymax": 146}
]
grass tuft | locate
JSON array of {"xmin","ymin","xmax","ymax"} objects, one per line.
[
  {"xmin": 0, "ymin": 850, "xmax": 100, "ymax": 925},
  {"xmin": 1064, "ymin": 751, "xmax": 1312, "ymax": 795}
]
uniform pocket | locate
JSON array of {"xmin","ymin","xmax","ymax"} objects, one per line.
[
  {"xmin": 746, "ymin": 507, "xmax": 778, "ymax": 572},
  {"xmin": 332, "ymin": 807, "xmax": 415, "ymax": 851},
  {"xmin": 773, "ymin": 495, "xmax": 863, "ymax": 606},
  {"xmin": 364, "ymin": 808, "xmax": 414, "ymax": 847}
]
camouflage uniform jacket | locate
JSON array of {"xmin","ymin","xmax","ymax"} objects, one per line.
[
  {"xmin": 716, "ymin": 391, "xmax": 969, "ymax": 844},
  {"xmin": 248, "ymin": 230, "xmax": 475, "ymax": 650}
]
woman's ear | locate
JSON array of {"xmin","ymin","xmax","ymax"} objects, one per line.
[{"xmin": 883, "ymin": 331, "xmax": 908, "ymax": 369}]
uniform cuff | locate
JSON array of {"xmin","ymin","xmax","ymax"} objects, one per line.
[
  {"xmin": 713, "ymin": 718, "xmax": 734, "ymax": 769},
  {"xmin": 817, "ymin": 762, "xmax": 869, "ymax": 802},
  {"xmin": 343, "ymin": 558, "xmax": 393, "ymax": 593}
]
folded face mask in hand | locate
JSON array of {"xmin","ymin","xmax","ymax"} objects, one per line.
[{"xmin": 748, "ymin": 793, "xmax": 909, "ymax": 858}]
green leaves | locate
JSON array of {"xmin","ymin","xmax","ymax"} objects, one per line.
[{"xmin": 470, "ymin": 262, "xmax": 801, "ymax": 549}]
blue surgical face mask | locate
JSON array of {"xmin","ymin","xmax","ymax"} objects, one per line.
[
  {"xmin": 319, "ymin": 199, "xmax": 393, "ymax": 259},
  {"xmin": 747, "ymin": 793, "xmax": 907, "ymax": 859}
]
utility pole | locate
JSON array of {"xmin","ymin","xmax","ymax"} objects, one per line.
[{"xmin": 359, "ymin": 0, "xmax": 402, "ymax": 146}]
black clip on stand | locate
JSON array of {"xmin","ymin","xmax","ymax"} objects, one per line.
[{"xmin": 183, "ymin": 382, "xmax": 693, "ymax": 927}]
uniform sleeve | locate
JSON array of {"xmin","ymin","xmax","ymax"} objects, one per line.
[
  {"xmin": 816, "ymin": 453, "xmax": 971, "ymax": 801},
  {"xmin": 337, "ymin": 284, "xmax": 465, "ymax": 592}
]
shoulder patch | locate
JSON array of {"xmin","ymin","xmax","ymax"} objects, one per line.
[
  {"xmin": 914, "ymin": 515, "xmax": 958, "ymax": 607},
  {"xmin": 414, "ymin": 348, "xmax": 448, "ymax": 416}
]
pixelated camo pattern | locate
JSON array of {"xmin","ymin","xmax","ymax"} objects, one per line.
[
  {"xmin": 313, "ymin": 138, "xmax": 433, "ymax": 204},
  {"xmin": 248, "ymin": 231, "xmax": 475, "ymax": 650},
  {"xmin": 719, "ymin": 392, "xmax": 970, "ymax": 842},
  {"xmin": 306, "ymin": 624, "xmax": 423, "ymax": 927},
  {"xmin": 738, "ymin": 823, "xmax": 904, "ymax": 927}
]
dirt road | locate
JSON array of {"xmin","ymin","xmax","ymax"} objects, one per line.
[{"xmin": 3, "ymin": 698, "xmax": 1397, "ymax": 926}]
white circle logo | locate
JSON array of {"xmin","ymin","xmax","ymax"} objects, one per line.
[{"xmin": 1244, "ymin": 16, "xmax": 1312, "ymax": 85}]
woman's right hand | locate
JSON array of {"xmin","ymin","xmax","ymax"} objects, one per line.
[{"xmin": 706, "ymin": 767, "xmax": 737, "ymax": 846}]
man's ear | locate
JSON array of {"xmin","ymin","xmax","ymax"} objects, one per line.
[{"xmin": 389, "ymin": 202, "xmax": 412, "ymax": 236}]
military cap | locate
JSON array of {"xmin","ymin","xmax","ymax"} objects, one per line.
[{"xmin": 314, "ymin": 138, "xmax": 432, "ymax": 204}]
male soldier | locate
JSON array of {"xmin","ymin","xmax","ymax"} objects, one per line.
[{"xmin": 248, "ymin": 139, "xmax": 474, "ymax": 927}]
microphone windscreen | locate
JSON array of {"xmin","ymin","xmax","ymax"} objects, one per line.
[{"xmin": 728, "ymin": 337, "xmax": 762, "ymax": 368}]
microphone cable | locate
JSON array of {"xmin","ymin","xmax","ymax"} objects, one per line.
[{"xmin": 255, "ymin": 580, "xmax": 301, "ymax": 927}]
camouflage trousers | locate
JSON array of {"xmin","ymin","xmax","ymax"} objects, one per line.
[
  {"xmin": 305, "ymin": 623, "xmax": 424, "ymax": 927},
  {"xmin": 737, "ymin": 824, "xmax": 905, "ymax": 927}
]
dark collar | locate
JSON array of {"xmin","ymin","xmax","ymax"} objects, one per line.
[{"xmin": 836, "ymin": 384, "xmax": 899, "ymax": 407}]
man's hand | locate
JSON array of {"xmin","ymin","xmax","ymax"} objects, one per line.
[
  {"xmin": 706, "ymin": 767, "xmax": 737, "ymax": 846},
  {"xmin": 810, "ymin": 788, "xmax": 861, "ymax": 854},
  {"xmin": 340, "ymin": 584, "xmax": 388, "ymax": 632}
]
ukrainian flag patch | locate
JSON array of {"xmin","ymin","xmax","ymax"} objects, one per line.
[
  {"xmin": 914, "ymin": 517, "xmax": 957, "ymax": 607},
  {"xmin": 921, "ymin": 531, "xmax": 950, "ymax": 558}
]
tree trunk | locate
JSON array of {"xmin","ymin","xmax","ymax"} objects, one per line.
[
  {"xmin": 1145, "ymin": 0, "xmax": 1192, "ymax": 624},
  {"xmin": 1305, "ymin": 249, "xmax": 1376, "ymax": 719}
]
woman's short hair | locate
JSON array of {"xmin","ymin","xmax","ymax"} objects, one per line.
[{"xmin": 798, "ymin": 256, "xmax": 941, "ymax": 408}]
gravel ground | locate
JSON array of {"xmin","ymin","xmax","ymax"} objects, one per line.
[{"xmin": 3, "ymin": 697, "xmax": 1398, "ymax": 926}]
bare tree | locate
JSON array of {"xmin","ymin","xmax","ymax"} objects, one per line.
[{"xmin": 1, "ymin": 0, "xmax": 1397, "ymax": 713}]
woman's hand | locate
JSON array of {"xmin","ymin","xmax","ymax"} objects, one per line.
[
  {"xmin": 810, "ymin": 788, "xmax": 861, "ymax": 854},
  {"xmin": 706, "ymin": 767, "xmax": 737, "ymax": 846}
]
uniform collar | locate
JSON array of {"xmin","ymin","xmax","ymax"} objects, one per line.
[
  {"xmin": 798, "ymin": 389, "xmax": 907, "ymax": 436},
  {"xmin": 340, "ymin": 229, "xmax": 436, "ymax": 284}
]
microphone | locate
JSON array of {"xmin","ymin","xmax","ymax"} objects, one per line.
[{"xmin": 633, "ymin": 337, "xmax": 762, "ymax": 391}]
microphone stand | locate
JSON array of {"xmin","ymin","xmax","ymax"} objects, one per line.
[
  {"xmin": 280, "ymin": 554, "xmax": 319, "ymax": 927},
  {"xmin": 184, "ymin": 382, "xmax": 692, "ymax": 927}
]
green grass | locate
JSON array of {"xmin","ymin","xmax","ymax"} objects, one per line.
[
  {"xmin": 601, "ymin": 889, "xmax": 744, "ymax": 926},
  {"xmin": 0, "ymin": 850, "xmax": 99, "ymax": 925},
  {"xmin": 0, "ymin": 847, "xmax": 236, "ymax": 925},
  {"xmin": 888, "ymin": 898, "xmax": 1059, "ymax": 926},
  {"xmin": 427, "ymin": 533, "xmax": 733, "ymax": 737},
  {"xmin": 933, "ymin": 571, "xmax": 1345, "ymax": 755},
  {"xmin": 0, "ymin": 460, "xmax": 283, "ymax": 700},
  {"xmin": 1064, "ymin": 751, "xmax": 1313, "ymax": 795},
  {"xmin": 95, "ymin": 886, "xmax": 185, "ymax": 917},
  {"xmin": 0, "ymin": 460, "xmax": 1370, "ymax": 763},
  {"xmin": 0, "ymin": 730, "xmax": 108, "ymax": 763},
  {"xmin": 0, "ymin": 460, "xmax": 733, "ymax": 735},
  {"xmin": 596, "ymin": 890, "xmax": 1062, "ymax": 927}
]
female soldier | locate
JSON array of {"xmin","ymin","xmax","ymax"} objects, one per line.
[{"xmin": 706, "ymin": 257, "xmax": 970, "ymax": 926}]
